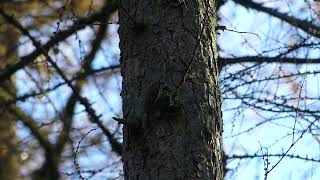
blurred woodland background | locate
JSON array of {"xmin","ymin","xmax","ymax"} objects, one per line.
[{"xmin": 0, "ymin": 0, "xmax": 320, "ymax": 179}]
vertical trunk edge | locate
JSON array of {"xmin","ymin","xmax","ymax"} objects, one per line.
[
  {"xmin": 119, "ymin": 0, "xmax": 223, "ymax": 179},
  {"xmin": 0, "ymin": 30, "xmax": 20, "ymax": 180}
]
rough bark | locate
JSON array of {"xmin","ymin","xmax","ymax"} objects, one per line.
[
  {"xmin": 0, "ymin": 28, "xmax": 20, "ymax": 180},
  {"xmin": 119, "ymin": 0, "xmax": 223, "ymax": 179}
]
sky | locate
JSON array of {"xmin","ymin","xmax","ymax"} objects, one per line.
[{"xmin": 219, "ymin": 1, "xmax": 320, "ymax": 179}]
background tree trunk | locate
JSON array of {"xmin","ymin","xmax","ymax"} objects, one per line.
[
  {"xmin": 0, "ymin": 29, "xmax": 20, "ymax": 180},
  {"xmin": 119, "ymin": 0, "xmax": 223, "ymax": 179}
]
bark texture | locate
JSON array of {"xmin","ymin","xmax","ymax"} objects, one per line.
[
  {"xmin": 0, "ymin": 28, "xmax": 20, "ymax": 180},
  {"xmin": 119, "ymin": 0, "xmax": 223, "ymax": 179}
]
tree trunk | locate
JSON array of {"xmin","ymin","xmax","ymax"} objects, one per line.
[
  {"xmin": 0, "ymin": 29, "xmax": 20, "ymax": 180},
  {"xmin": 118, "ymin": 0, "xmax": 223, "ymax": 179}
]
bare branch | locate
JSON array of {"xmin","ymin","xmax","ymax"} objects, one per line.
[
  {"xmin": 0, "ymin": 6, "xmax": 122, "ymax": 156},
  {"xmin": 0, "ymin": 0, "xmax": 118, "ymax": 82},
  {"xmin": 228, "ymin": 153, "xmax": 320, "ymax": 163},
  {"xmin": 233, "ymin": 0, "xmax": 320, "ymax": 38},
  {"xmin": 220, "ymin": 56, "xmax": 320, "ymax": 66}
]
